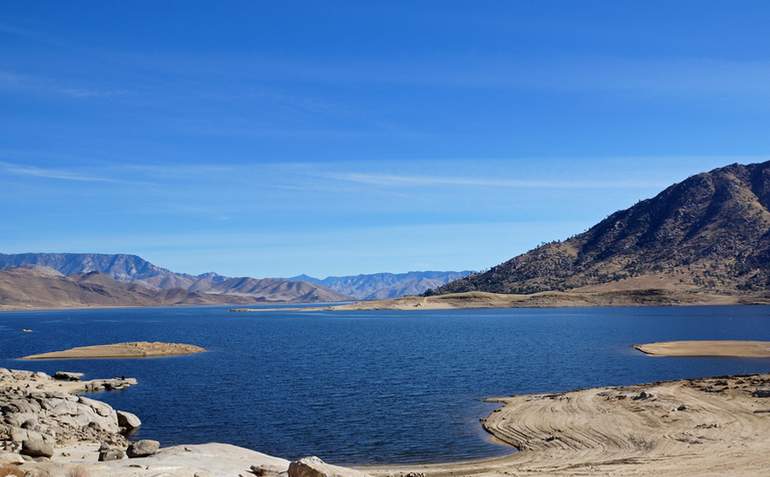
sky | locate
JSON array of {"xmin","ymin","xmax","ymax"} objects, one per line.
[{"xmin": 2, "ymin": 1, "xmax": 770, "ymax": 278}]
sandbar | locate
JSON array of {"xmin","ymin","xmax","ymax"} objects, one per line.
[
  {"xmin": 635, "ymin": 340, "xmax": 770, "ymax": 358},
  {"xmin": 21, "ymin": 341, "xmax": 206, "ymax": 360}
]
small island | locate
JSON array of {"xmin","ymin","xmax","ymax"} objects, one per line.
[
  {"xmin": 634, "ymin": 340, "xmax": 770, "ymax": 358},
  {"xmin": 21, "ymin": 341, "xmax": 206, "ymax": 360}
]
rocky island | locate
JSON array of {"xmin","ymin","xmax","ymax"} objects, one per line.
[{"xmin": 21, "ymin": 342, "xmax": 206, "ymax": 360}]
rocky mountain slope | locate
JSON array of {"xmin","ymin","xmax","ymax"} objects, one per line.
[
  {"xmin": 0, "ymin": 253, "xmax": 349, "ymax": 308},
  {"xmin": 0, "ymin": 267, "xmax": 296, "ymax": 310},
  {"xmin": 294, "ymin": 271, "xmax": 472, "ymax": 299},
  {"xmin": 438, "ymin": 160, "xmax": 770, "ymax": 295}
]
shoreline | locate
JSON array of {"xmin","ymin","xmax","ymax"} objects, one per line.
[
  {"xmin": 5, "ymin": 371, "xmax": 770, "ymax": 475},
  {"xmin": 233, "ymin": 289, "xmax": 770, "ymax": 313}
]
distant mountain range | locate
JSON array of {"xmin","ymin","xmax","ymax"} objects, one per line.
[
  {"xmin": 292, "ymin": 271, "xmax": 473, "ymax": 299},
  {"xmin": 438, "ymin": 160, "xmax": 770, "ymax": 297},
  {"xmin": 0, "ymin": 253, "xmax": 350, "ymax": 309}
]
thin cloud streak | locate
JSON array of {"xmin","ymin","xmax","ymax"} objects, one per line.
[
  {"xmin": 326, "ymin": 172, "xmax": 668, "ymax": 189},
  {"xmin": 0, "ymin": 69, "xmax": 126, "ymax": 99},
  {"xmin": 0, "ymin": 161, "xmax": 153, "ymax": 185}
]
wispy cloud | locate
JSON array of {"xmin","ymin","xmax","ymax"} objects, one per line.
[
  {"xmin": 0, "ymin": 69, "xmax": 126, "ymax": 99},
  {"xmin": 0, "ymin": 161, "xmax": 117, "ymax": 182},
  {"xmin": 325, "ymin": 172, "xmax": 667, "ymax": 189},
  {"xmin": 0, "ymin": 160, "xmax": 152, "ymax": 185}
]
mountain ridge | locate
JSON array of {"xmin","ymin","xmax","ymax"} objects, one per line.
[
  {"xmin": 437, "ymin": 160, "xmax": 770, "ymax": 296},
  {"xmin": 0, "ymin": 253, "xmax": 350, "ymax": 305},
  {"xmin": 292, "ymin": 270, "xmax": 473, "ymax": 299}
]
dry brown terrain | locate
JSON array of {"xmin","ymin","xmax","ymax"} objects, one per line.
[
  {"xmin": 261, "ymin": 283, "xmax": 769, "ymax": 312},
  {"xmin": 22, "ymin": 341, "xmax": 206, "ymax": 360},
  {"xmin": 438, "ymin": 161, "xmax": 770, "ymax": 298},
  {"xmin": 365, "ymin": 374, "xmax": 770, "ymax": 476},
  {"xmin": 0, "ymin": 265, "xmax": 350, "ymax": 311},
  {"xmin": 636, "ymin": 340, "xmax": 770, "ymax": 358}
]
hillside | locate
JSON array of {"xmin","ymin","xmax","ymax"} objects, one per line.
[
  {"xmin": 0, "ymin": 267, "xmax": 238, "ymax": 310},
  {"xmin": 294, "ymin": 271, "xmax": 472, "ymax": 299},
  {"xmin": 438, "ymin": 161, "xmax": 770, "ymax": 295},
  {"xmin": 0, "ymin": 253, "xmax": 349, "ymax": 305}
]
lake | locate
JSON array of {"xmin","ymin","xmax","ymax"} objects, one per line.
[{"xmin": 2, "ymin": 305, "xmax": 770, "ymax": 464}]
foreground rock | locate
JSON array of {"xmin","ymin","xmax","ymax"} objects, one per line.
[
  {"xmin": 289, "ymin": 456, "xmax": 372, "ymax": 477},
  {"xmin": 0, "ymin": 369, "xmax": 138, "ymax": 459},
  {"xmin": 126, "ymin": 439, "xmax": 160, "ymax": 458},
  {"xmin": 22, "ymin": 341, "xmax": 206, "ymax": 360},
  {"xmin": 116, "ymin": 410, "xmax": 141, "ymax": 432}
]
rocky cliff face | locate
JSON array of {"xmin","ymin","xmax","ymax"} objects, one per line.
[{"xmin": 439, "ymin": 161, "xmax": 770, "ymax": 295}]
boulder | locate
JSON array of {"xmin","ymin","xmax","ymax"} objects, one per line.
[
  {"xmin": 98, "ymin": 446, "xmax": 125, "ymax": 461},
  {"xmin": 78, "ymin": 397, "xmax": 113, "ymax": 417},
  {"xmin": 287, "ymin": 456, "xmax": 371, "ymax": 477},
  {"xmin": 116, "ymin": 410, "xmax": 142, "ymax": 431},
  {"xmin": 126, "ymin": 439, "xmax": 160, "ymax": 458},
  {"xmin": 20, "ymin": 433, "xmax": 53, "ymax": 458},
  {"xmin": 53, "ymin": 372, "xmax": 84, "ymax": 382}
]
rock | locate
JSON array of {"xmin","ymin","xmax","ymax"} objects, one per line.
[
  {"xmin": 0, "ymin": 451, "xmax": 25, "ymax": 464},
  {"xmin": 126, "ymin": 439, "xmax": 160, "ymax": 458},
  {"xmin": 677, "ymin": 404, "xmax": 687, "ymax": 411},
  {"xmin": 117, "ymin": 410, "xmax": 142, "ymax": 431},
  {"xmin": 78, "ymin": 396, "xmax": 113, "ymax": 417},
  {"xmin": 20, "ymin": 433, "xmax": 53, "ymax": 458},
  {"xmin": 99, "ymin": 446, "xmax": 125, "ymax": 461},
  {"xmin": 632, "ymin": 391, "xmax": 652, "ymax": 401},
  {"xmin": 753, "ymin": 389, "xmax": 770, "ymax": 398},
  {"xmin": 54, "ymin": 371, "xmax": 84, "ymax": 382},
  {"xmin": 288, "ymin": 456, "xmax": 371, "ymax": 477}
]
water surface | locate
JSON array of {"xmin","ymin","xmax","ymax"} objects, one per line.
[{"xmin": 2, "ymin": 305, "xmax": 770, "ymax": 464}]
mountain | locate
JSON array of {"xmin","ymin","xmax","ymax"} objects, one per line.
[
  {"xmin": 438, "ymin": 161, "xmax": 770, "ymax": 296},
  {"xmin": 0, "ymin": 267, "xmax": 239, "ymax": 310},
  {"xmin": 0, "ymin": 253, "xmax": 349, "ymax": 306},
  {"xmin": 295, "ymin": 271, "xmax": 473, "ymax": 299}
]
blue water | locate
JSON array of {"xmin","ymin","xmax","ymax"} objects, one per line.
[{"xmin": 2, "ymin": 305, "xmax": 770, "ymax": 464}]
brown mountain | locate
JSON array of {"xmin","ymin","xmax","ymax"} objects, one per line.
[
  {"xmin": 438, "ymin": 160, "xmax": 770, "ymax": 296},
  {"xmin": 0, "ymin": 253, "xmax": 350, "ymax": 305},
  {"xmin": 0, "ymin": 267, "xmax": 347, "ymax": 310}
]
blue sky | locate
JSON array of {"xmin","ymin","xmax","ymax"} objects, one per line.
[{"xmin": 2, "ymin": 1, "xmax": 770, "ymax": 277}]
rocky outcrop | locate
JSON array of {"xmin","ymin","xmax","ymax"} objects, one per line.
[
  {"xmin": 0, "ymin": 369, "xmax": 137, "ymax": 459},
  {"xmin": 116, "ymin": 411, "xmax": 141, "ymax": 432}
]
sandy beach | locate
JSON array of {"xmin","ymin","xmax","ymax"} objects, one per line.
[
  {"xmin": 21, "ymin": 341, "xmax": 206, "ymax": 360},
  {"xmin": 635, "ymin": 340, "xmax": 770, "ymax": 358}
]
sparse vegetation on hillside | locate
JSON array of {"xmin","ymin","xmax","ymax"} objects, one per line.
[{"xmin": 437, "ymin": 161, "xmax": 770, "ymax": 295}]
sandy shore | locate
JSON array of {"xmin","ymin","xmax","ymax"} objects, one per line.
[
  {"xmin": 363, "ymin": 374, "xmax": 770, "ymax": 476},
  {"xmin": 635, "ymin": 340, "xmax": 770, "ymax": 358},
  {"xmin": 233, "ymin": 288, "xmax": 770, "ymax": 313},
  {"xmin": 21, "ymin": 341, "xmax": 206, "ymax": 360},
  {"xmin": 5, "ymin": 370, "xmax": 770, "ymax": 476}
]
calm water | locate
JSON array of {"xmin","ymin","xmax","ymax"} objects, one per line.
[{"xmin": 2, "ymin": 305, "xmax": 770, "ymax": 464}]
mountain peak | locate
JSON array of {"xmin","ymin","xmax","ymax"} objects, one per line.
[{"xmin": 438, "ymin": 160, "xmax": 770, "ymax": 295}]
